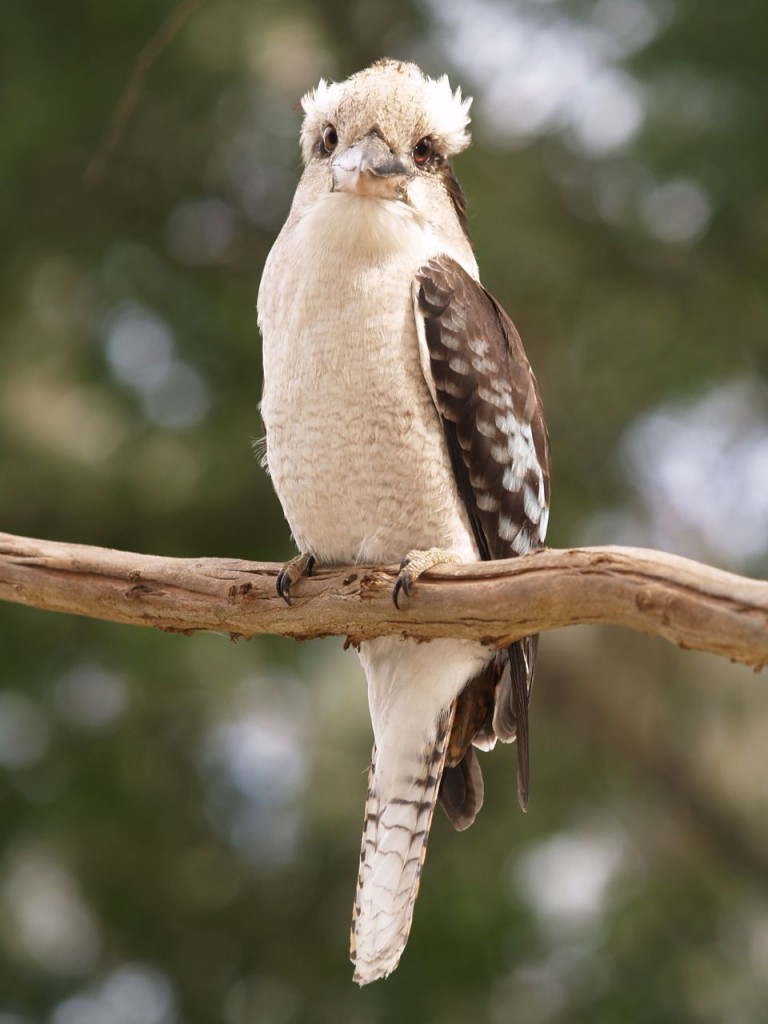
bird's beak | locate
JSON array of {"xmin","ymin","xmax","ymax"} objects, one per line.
[{"xmin": 331, "ymin": 133, "xmax": 411, "ymax": 199}]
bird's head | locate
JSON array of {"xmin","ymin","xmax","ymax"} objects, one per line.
[{"xmin": 295, "ymin": 59, "xmax": 473, "ymax": 237}]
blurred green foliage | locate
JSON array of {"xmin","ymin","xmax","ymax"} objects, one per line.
[{"xmin": 1, "ymin": 1, "xmax": 767, "ymax": 1022}]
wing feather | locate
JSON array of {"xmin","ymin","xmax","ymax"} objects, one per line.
[{"xmin": 412, "ymin": 254, "xmax": 551, "ymax": 814}]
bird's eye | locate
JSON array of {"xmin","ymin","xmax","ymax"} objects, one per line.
[
  {"xmin": 321, "ymin": 125, "xmax": 338, "ymax": 155},
  {"xmin": 413, "ymin": 136, "xmax": 434, "ymax": 166}
]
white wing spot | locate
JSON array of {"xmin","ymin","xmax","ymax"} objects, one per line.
[
  {"xmin": 495, "ymin": 411, "xmax": 518, "ymax": 435},
  {"xmin": 502, "ymin": 465, "xmax": 524, "ymax": 491},
  {"xmin": 475, "ymin": 357, "xmax": 496, "ymax": 375},
  {"xmin": 443, "ymin": 378, "xmax": 465, "ymax": 398},
  {"xmin": 511, "ymin": 529, "xmax": 534, "ymax": 554},
  {"xmin": 523, "ymin": 480, "xmax": 544, "ymax": 522},
  {"xmin": 499, "ymin": 515, "xmax": 522, "ymax": 542},
  {"xmin": 467, "ymin": 335, "xmax": 489, "ymax": 357},
  {"xmin": 448, "ymin": 355, "xmax": 471, "ymax": 375},
  {"xmin": 539, "ymin": 507, "xmax": 550, "ymax": 539},
  {"xmin": 478, "ymin": 384, "xmax": 501, "ymax": 405},
  {"xmin": 476, "ymin": 491, "xmax": 499, "ymax": 512}
]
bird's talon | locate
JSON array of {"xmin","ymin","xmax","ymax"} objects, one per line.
[
  {"xmin": 392, "ymin": 574, "xmax": 410, "ymax": 609},
  {"xmin": 392, "ymin": 548, "xmax": 461, "ymax": 610},
  {"xmin": 276, "ymin": 570, "xmax": 293, "ymax": 604},
  {"xmin": 277, "ymin": 552, "xmax": 315, "ymax": 605}
]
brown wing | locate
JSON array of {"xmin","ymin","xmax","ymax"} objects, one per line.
[{"xmin": 412, "ymin": 254, "xmax": 551, "ymax": 822}]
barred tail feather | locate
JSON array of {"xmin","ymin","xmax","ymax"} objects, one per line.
[{"xmin": 350, "ymin": 705, "xmax": 455, "ymax": 985}]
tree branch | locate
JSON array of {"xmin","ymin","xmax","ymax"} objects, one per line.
[{"xmin": 0, "ymin": 532, "xmax": 766, "ymax": 667}]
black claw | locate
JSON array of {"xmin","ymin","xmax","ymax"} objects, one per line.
[
  {"xmin": 277, "ymin": 554, "xmax": 315, "ymax": 606},
  {"xmin": 392, "ymin": 573, "xmax": 410, "ymax": 610},
  {"xmin": 276, "ymin": 570, "xmax": 293, "ymax": 605}
]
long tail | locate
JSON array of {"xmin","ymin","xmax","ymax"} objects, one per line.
[{"xmin": 350, "ymin": 705, "xmax": 455, "ymax": 985}]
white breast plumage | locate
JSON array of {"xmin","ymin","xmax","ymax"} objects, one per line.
[{"xmin": 259, "ymin": 191, "xmax": 479, "ymax": 565}]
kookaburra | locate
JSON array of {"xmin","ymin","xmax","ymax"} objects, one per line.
[{"xmin": 258, "ymin": 59, "xmax": 550, "ymax": 984}]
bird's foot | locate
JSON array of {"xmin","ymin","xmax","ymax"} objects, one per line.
[
  {"xmin": 392, "ymin": 548, "xmax": 462, "ymax": 609},
  {"xmin": 276, "ymin": 552, "xmax": 315, "ymax": 604}
]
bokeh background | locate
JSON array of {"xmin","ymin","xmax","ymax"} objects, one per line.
[{"xmin": 2, "ymin": 1, "xmax": 768, "ymax": 1021}]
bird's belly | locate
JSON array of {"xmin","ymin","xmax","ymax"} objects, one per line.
[{"xmin": 263, "ymin": 303, "xmax": 475, "ymax": 565}]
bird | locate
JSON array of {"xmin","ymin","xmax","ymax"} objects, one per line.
[{"xmin": 257, "ymin": 59, "xmax": 550, "ymax": 985}]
